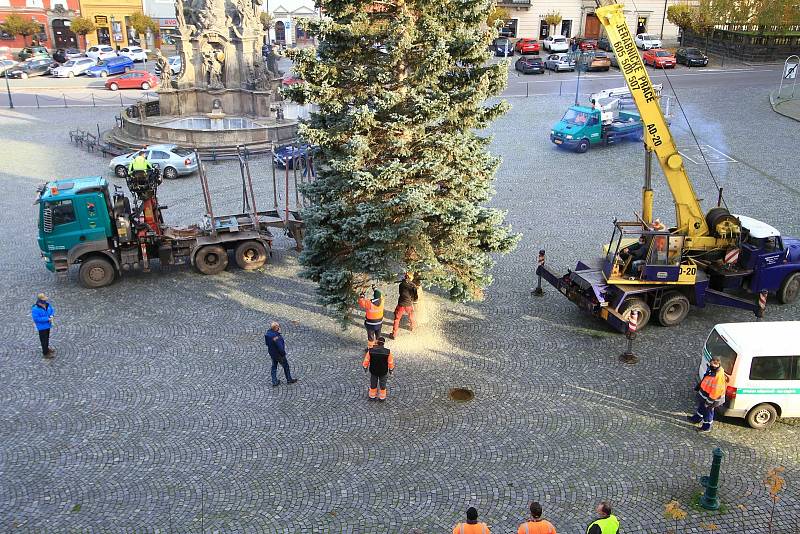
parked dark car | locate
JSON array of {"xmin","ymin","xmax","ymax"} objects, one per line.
[
  {"xmin": 17, "ymin": 46, "xmax": 49, "ymax": 61},
  {"xmin": 273, "ymin": 144, "xmax": 314, "ymax": 169},
  {"xmin": 53, "ymin": 47, "xmax": 82, "ymax": 63},
  {"xmin": 493, "ymin": 37, "xmax": 514, "ymax": 57},
  {"xmin": 514, "ymin": 56, "xmax": 545, "ymax": 74},
  {"xmin": 676, "ymin": 47, "xmax": 709, "ymax": 67},
  {"xmin": 7, "ymin": 57, "xmax": 56, "ymax": 79},
  {"xmin": 597, "ymin": 37, "xmax": 612, "ymax": 51}
]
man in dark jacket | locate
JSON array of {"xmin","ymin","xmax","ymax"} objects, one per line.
[
  {"xmin": 265, "ymin": 322, "xmax": 297, "ymax": 387},
  {"xmin": 392, "ymin": 272, "xmax": 419, "ymax": 339},
  {"xmin": 31, "ymin": 293, "xmax": 55, "ymax": 358},
  {"xmin": 362, "ymin": 337, "xmax": 394, "ymax": 400}
]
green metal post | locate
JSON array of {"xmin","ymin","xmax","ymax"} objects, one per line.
[{"xmin": 700, "ymin": 447, "xmax": 724, "ymax": 510}]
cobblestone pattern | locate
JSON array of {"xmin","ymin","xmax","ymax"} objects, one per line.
[{"xmin": 1, "ymin": 80, "xmax": 799, "ymax": 532}]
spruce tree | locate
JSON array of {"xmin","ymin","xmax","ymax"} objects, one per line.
[{"xmin": 284, "ymin": 0, "xmax": 519, "ymax": 320}]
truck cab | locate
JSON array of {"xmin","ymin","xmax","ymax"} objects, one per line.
[
  {"xmin": 37, "ymin": 177, "xmax": 115, "ymax": 275},
  {"xmin": 550, "ymin": 104, "xmax": 642, "ymax": 153},
  {"xmin": 735, "ymin": 215, "xmax": 800, "ymax": 303}
]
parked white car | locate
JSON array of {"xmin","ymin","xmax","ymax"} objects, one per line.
[
  {"xmin": 544, "ymin": 53, "xmax": 576, "ymax": 72},
  {"xmin": 51, "ymin": 57, "xmax": 96, "ymax": 78},
  {"xmin": 634, "ymin": 33, "xmax": 662, "ymax": 50},
  {"xmin": 0, "ymin": 59, "xmax": 18, "ymax": 75},
  {"xmin": 154, "ymin": 55, "xmax": 182, "ymax": 76},
  {"xmin": 86, "ymin": 45, "xmax": 117, "ymax": 61},
  {"xmin": 543, "ymin": 35, "xmax": 569, "ymax": 52},
  {"xmin": 119, "ymin": 46, "xmax": 148, "ymax": 62}
]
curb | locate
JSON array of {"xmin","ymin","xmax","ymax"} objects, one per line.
[{"xmin": 768, "ymin": 90, "xmax": 800, "ymax": 122}]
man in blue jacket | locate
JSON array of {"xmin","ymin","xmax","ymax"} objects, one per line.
[
  {"xmin": 265, "ymin": 321, "xmax": 297, "ymax": 387},
  {"xmin": 31, "ymin": 293, "xmax": 55, "ymax": 358}
]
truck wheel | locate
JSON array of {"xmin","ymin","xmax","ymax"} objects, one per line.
[
  {"xmin": 576, "ymin": 139, "xmax": 590, "ymax": 153},
  {"xmin": 777, "ymin": 272, "xmax": 800, "ymax": 304},
  {"xmin": 706, "ymin": 207, "xmax": 739, "ymax": 237},
  {"xmin": 235, "ymin": 240, "xmax": 267, "ymax": 270},
  {"xmin": 620, "ymin": 298, "xmax": 651, "ymax": 330},
  {"xmin": 79, "ymin": 257, "xmax": 116, "ymax": 288},
  {"xmin": 657, "ymin": 292, "xmax": 690, "ymax": 327},
  {"xmin": 746, "ymin": 403, "xmax": 778, "ymax": 429},
  {"xmin": 195, "ymin": 245, "xmax": 228, "ymax": 275}
]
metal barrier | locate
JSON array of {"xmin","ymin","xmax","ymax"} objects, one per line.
[{"xmin": 1, "ymin": 89, "xmax": 159, "ymax": 109}]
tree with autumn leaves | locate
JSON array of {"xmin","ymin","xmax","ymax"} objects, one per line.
[{"xmin": 283, "ymin": 0, "xmax": 519, "ymax": 320}]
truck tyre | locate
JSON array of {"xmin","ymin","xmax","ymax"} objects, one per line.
[
  {"xmin": 195, "ymin": 245, "xmax": 228, "ymax": 275},
  {"xmin": 79, "ymin": 257, "xmax": 116, "ymax": 288},
  {"xmin": 576, "ymin": 139, "xmax": 590, "ymax": 153},
  {"xmin": 746, "ymin": 403, "xmax": 778, "ymax": 429},
  {"xmin": 620, "ymin": 298, "xmax": 651, "ymax": 330},
  {"xmin": 657, "ymin": 291, "xmax": 690, "ymax": 327},
  {"xmin": 777, "ymin": 272, "xmax": 800, "ymax": 304},
  {"xmin": 705, "ymin": 207, "xmax": 739, "ymax": 237},
  {"xmin": 235, "ymin": 240, "xmax": 267, "ymax": 270}
]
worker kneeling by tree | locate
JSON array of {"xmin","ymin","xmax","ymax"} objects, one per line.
[{"xmin": 362, "ymin": 337, "xmax": 394, "ymax": 401}]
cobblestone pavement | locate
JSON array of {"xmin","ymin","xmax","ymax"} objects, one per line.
[{"xmin": 1, "ymin": 80, "xmax": 799, "ymax": 533}]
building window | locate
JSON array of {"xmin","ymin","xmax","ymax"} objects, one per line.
[
  {"xmin": 0, "ymin": 0, "xmax": 10, "ymax": 7},
  {"xmin": 27, "ymin": 0, "xmax": 44, "ymax": 7},
  {"xmin": 500, "ymin": 19, "xmax": 517, "ymax": 38},
  {"xmin": 561, "ymin": 20, "xmax": 572, "ymax": 38},
  {"xmin": 539, "ymin": 20, "xmax": 548, "ymax": 39},
  {"xmin": 50, "ymin": 0, "xmax": 67, "ymax": 9}
]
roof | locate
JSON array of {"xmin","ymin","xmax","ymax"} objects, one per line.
[
  {"xmin": 735, "ymin": 214, "xmax": 781, "ymax": 238},
  {"xmin": 41, "ymin": 177, "xmax": 107, "ymax": 201},
  {"xmin": 715, "ymin": 322, "xmax": 800, "ymax": 356}
]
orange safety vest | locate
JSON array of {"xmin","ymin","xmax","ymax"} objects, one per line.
[
  {"xmin": 453, "ymin": 523, "xmax": 490, "ymax": 534},
  {"xmin": 699, "ymin": 369, "xmax": 726, "ymax": 401},
  {"xmin": 359, "ymin": 296, "xmax": 384, "ymax": 324}
]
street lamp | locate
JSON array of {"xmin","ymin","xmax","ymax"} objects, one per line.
[
  {"xmin": 4, "ymin": 68, "xmax": 13, "ymax": 109},
  {"xmin": 660, "ymin": 0, "xmax": 668, "ymax": 40}
]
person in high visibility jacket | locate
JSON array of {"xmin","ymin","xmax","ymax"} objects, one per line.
[
  {"xmin": 689, "ymin": 356, "xmax": 727, "ymax": 433},
  {"xmin": 358, "ymin": 286, "xmax": 384, "ymax": 348},
  {"xmin": 517, "ymin": 501, "xmax": 556, "ymax": 534},
  {"xmin": 453, "ymin": 506, "xmax": 490, "ymax": 534},
  {"xmin": 128, "ymin": 149, "xmax": 152, "ymax": 176},
  {"xmin": 362, "ymin": 336, "xmax": 394, "ymax": 400},
  {"xmin": 586, "ymin": 502, "xmax": 619, "ymax": 534}
]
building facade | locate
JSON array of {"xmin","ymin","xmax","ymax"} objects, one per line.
[
  {"xmin": 142, "ymin": 0, "xmax": 176, "ymax": 48},
  {"xmin": 78, "ymin": 0, "xmax": 144, "ymax": 49},
  {"xmin": 498, "ymin": 0, "xmax": 682, "ymax": 44},
  {"xmin": 265, "ymin": 0, "xmax": 319, "ymax": 47},
  {"xmin": 0, "ymin": 0, "xmax": 81, "ymax": 50}
]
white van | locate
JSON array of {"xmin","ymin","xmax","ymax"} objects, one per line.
[{"xmin": 700, "ymin": 321, "xmax": 800, "ymax": 429}]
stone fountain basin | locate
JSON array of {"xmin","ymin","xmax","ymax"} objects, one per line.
[{"xmin": 157, "ymin": 116, "xmax": 265, "ymax": 130}]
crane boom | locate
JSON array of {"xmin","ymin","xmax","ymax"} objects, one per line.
[{"xmin": 595, "ymin": 3, "xmax": 736, "ymax": 251}]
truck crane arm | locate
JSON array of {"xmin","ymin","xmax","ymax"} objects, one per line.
[{"xmin": 595, "ymin": 3, "xmax": 738, "ymax": 251}]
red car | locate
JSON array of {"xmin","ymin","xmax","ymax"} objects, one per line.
[
  {"xmin": 643, "ymin": 48, "xmax": 676, "ymax": 68},
  {"xmin": 514, "ymin": 38, "xmax": 540, "ymax": 54},
  {"xmin": 282, "ymin": 73, "xmax": 303, "ymax": 86},
  {"xmin": 105, "ymin": 70, "xmax": 158, "ymax": 90},
  {"xmin": 577, "ymin": 38, "xmax": 597, "ymax": 51}
]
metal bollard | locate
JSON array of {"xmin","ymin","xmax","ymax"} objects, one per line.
[
  {"xmin": 63, "ymin": 93, "xmax": 67, "ymax": 108},
  {"xmin": 619, "ymin": 310, "xmax": 639, "ymax": 364},
  {"xmin": 92, "ymin": 93, "xmax": 96, "ymax": 107},
  {"xmin": 699, "ymin": 447, "xmax": 724, "ymax": 510},
  {"xmin": 532, "ymin": 249, "xmax": 545, "ymax": 296},
  {"xmin": 755, "ymin": 290, "xmax": 767, "ymax": 321}
]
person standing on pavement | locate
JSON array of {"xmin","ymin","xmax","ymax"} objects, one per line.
[
  {"xmin": 362, "ymin": 336, "xmax": 394, "ymax": 401},
  {"xmin": 392, "ymin": 272, "xmax": 419, "ymax": 339},
  {"xmin": 517, "ymin": 502, "xmax": 557, "ymax": 534},
  {"xmin": 689, "ymin": 356, "xmax": 727, "ymax": 433},
  {"xmin": 265, "ymin": 322, "xmax": 297, "ymax": 387},
  {"xmin": 453, "ymin": 506, "xmax": 490, "ymax": 534},
  {"xmin": 358, "ymin": 286, "xmax": 384, "ymax": 348},
  {"xmin": 31, "ymin": 293, "xmax": 55, "ymax": 358},
  {"xmin": 586, "ymin": 501, "xmax": 619, "ymax": 534}
]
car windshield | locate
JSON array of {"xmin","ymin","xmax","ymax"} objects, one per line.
[
  {"xmin": 169, "ymin": 57, "xmax": 180, "ymax": 64},
  {"xmin": 656, "ymin": 51, "xmax": 671, "ymax": 57},
  {"xmin": 686, "ymin": 48, "xmax": 702, "ymax": 55},
  {"xmin": 63, "ymin": 60, "xmax": 75, "ymax": 66},
  {"xmin": 96, "ymin": 60, "xmax": 106, "ymax": 66},
  {"xmin": 704, "ymin": 329, "xmax": 737, "ymax": 375},
  {"xmin": 562, "ymin": 108, "xmax": 590, "ymax": 125},
  {"xmin": 554, "ymin": 37, "xmax": 566, "ymax": 42},
  {"xmin": 642, "ymin": 35, "xmax": 653, "ymax": 40}
]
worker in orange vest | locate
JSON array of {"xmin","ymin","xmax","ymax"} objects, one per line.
[
  {"xmin": 362, "ymin": 336, "xmax": 394, "ymax": 400},
  {"xmin": 517, "ymin": 502, "xmax": 557, "ymax": 534},
  {"xmin": 358, "ymin": 286, "xmax": 384, "ymax": 348},
  {"xmin": 453, "ymin": 507, "xmax": 490, "ymax": 534},
  {"xmin": 689, "ymin": 356, "xmax": 727, "ymax": 433}
]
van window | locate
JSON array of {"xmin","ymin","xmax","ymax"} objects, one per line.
[
  {"xmin": 704, "ymin": 329, "xmax": 737, "ymax": 373},
  {"xmin": 749, "ymin": 356, "xmax": 797, "ymax": 381}
]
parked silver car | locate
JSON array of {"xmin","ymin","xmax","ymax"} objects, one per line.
[
  {"xmin": 544, "ymin": 53, "xmax": 576, "ymax": 72},
  {"xmin": 109, "ymin": 144, "xmax": 198, "ymax": 180}
]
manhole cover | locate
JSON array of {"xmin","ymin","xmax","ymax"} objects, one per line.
[{"xmin": 449, "ymin": 388, "xmax": 474, "ymax": 402}]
